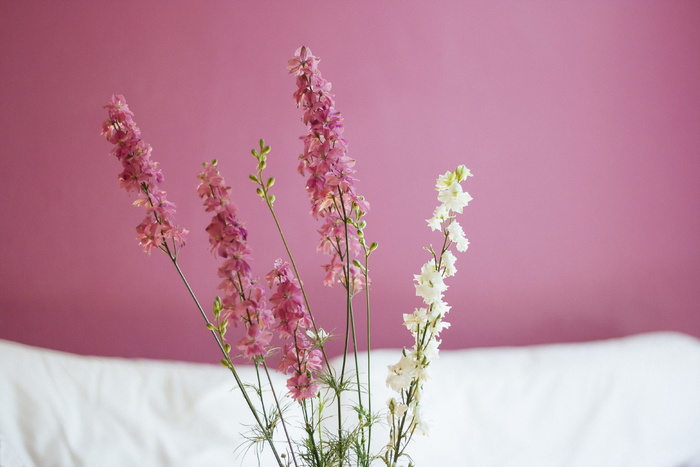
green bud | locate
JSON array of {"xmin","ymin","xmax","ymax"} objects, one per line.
[
  {"xmin": 251, "ymin": 149, "xmax": 258, "ymax": 157},
  {"xmin": 268, "ymin": 194, "xmax": 276, "ymax": 205},
  {"xmin": 263, "ymin": 145, "xmax": 271, "ymax": 154},
  {"xmin": 223, "ymin": 343, "xmax": 231, "ymax": 354},
  {"xmin": 249, "ymin": 174, "xmax": 260, "ymax": 183},
  {"xmin": 455, "ymin": 164, "xmax": 472, "ymax": 181},
  {"xmin": 206, "ymin": 323, "xmax": 217, "ymax": 331},
  {"xmin": 256, "ymin": 187, "xmax": 264, "ymax": 196},
  {"xmin": 369, "ymin": 242, "xmax": 378, "ymax": 252},
  {"xmin": 267, "ymin": 177, "xmax": 275, "ymax": 188}
]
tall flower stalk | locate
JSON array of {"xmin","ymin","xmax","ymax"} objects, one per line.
[
  {"xmin": 102, "ymin": 95, "xmax": 188, "ymax": 256},
  {"xmin": 383, "ymin": 165, "xmax": 473, "ymax": 467},
  {"xmin": 288, "ymin": 45, "xmax": 376, "ymax": 465}
]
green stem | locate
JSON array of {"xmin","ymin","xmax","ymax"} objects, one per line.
[
  {"xmin": 337, "ymin": 190, "xmax": 366, "ymax": 461},
  {"xmin": 165, "ymin": 252, "xmax": 285, "ymax": 467},
  {"xmin": 259, "ymin": 173, "xmax": 333, "ymax": 372},
  {"xmin": 263, "ymin": 362, "xmax": 299, "ymax": 467},
  {"xmin": 363, "ymin": 251, "xmax": 372, "ymax": 461}
]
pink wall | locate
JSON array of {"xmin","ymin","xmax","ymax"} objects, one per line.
[{"xmin": 1, "ymin": 1, "xmax": 699, "ymax": 363}]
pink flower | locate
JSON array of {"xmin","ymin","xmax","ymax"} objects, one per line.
[
  {"xmin": 102, "ymin": 95, "xmax": 187, "ymax": 255},
  {"xmin": 286, "ymin": 372, "xmax": 319, "ymax": 402},
  {"xmin": 237, "ymin": 323, "xmax": 272, "ymax": 359},
  {"xmin": 289, "ymin": 47, "xmax": 370, "ymax": 292},
  {"xmin": 267, "ymin": 259, "xmax": 321, "ymax": 400},
  {"xmin": 198, "ymin": 161, "xmax": 273, "ymax": 361}
]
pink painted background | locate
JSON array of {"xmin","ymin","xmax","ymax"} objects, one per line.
[{"xmin": 1, "ymin": 1, "xmax": 699, "ymax": 363}]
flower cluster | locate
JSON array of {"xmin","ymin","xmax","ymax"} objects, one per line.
[
  {"xmin": 103, "ymin": 48, "xmax": 472, "ymax": 467},
  {"xmin": 102, "ymin": 95, "xmax": 187, "ymax": 254},
  {"xmin": 197, "ymin": 161, "xmax": 274, "ymax": 360},
  {"xmin": 288, "ymin": 46, "xmax": 369, "ymax": 293},
  {"xmin": 267, "ymin": 260, "xmax": 323, "ymax": 401},
  {"xmin": 385, "ymin": 165, "xmax": 472, "ymax": 464}
]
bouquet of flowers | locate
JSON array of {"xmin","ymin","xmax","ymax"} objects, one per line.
[{"xmin": 101, "ymin": 46, "xmax": 473, "ymax": 467}]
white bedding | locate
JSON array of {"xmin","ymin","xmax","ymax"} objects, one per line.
[{"xmin": 1, "ymin": 332, "xmax": 700, "ymax": 466}]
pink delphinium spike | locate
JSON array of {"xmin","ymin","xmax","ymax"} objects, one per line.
[
  {"xmin": 267, "ymin": 259, "xmax": 322, "ymax": 401},
  {"xmin": 288, "ymin": 47, "xmax": 369, "ymax": 293},
  {"xmin": 197, "ymin": 161, "xmax": 273, "ymax": 360},
  {"xmin": 102, "ymin": 95, "xmax": 187, "ymax": 254}
]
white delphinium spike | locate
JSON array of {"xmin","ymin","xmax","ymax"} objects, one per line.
[{"xmin": 384, "ymin": 165, "xmax": 473, "ymax": 467}]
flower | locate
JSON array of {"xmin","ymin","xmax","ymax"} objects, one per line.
[
  {"xmin": 386, "ymin": 353, "xmax": 419, "ymax": 392},
  {"xmin": 414, "ymin": 259, "xmax": 448, "ymax": 305},
  {"xmin": 426, "ymin": 204, "xmax": 450, "ymax": 231},
  {"xmin": 102, "ymin": 95, "xmax": 187, "ymax": 255},
  {"xmin": 386, "ymin": 166, "xmax": 472, "ymax": 463},
  {"xmin": 437, "ymin": 181, "xmax": 473, "ymax": 214},
  {"xmin": 447, "ymin": 221, "xmax": 470, "ymax": 252},
  {"xmin": 197, "ymin": 161, "xmax": 273, "ymax": 360},
  {"xmin": 268, "ymin": 259, "xmax": 322, "ymax": 401},
  {"xmin": 441, "ymin": 250, "xmax": 458, "ymax": 277},
  {"xmin": 290, "ymin": 46, "xmax": 369, "ymax": 293},
  {"xmin": 286, "ymin": 372, "xmax": 319, "ymax": 402}
]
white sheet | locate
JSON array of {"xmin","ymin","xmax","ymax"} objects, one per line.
[{"xmin": 2, "ymin": 332, "xmax": 700, "ymax": 466}]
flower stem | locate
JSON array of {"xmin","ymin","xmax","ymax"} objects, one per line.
[{"xmin": 164, "ymin": 250, "xmax": 285, "ymax": 467}]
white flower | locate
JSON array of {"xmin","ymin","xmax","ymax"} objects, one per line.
[
  {"xmin": 415, "ymin": 282, "xmax": 443, "ymax": 304},
  {"xmin": 438, "ymin": 182, "xmax": 472, "ymax": 214},
  {"xmin": 414, "ymin": 262, "xmax": 448, "ymax": 305},
  {"xmin": 421, "ymin": 338, "xmax": 441, "ymax": 361},
  {"xmin": 403, "ymin": 307, "xmax": 429, "ymax": 333},
  {"xmin": 387, "ymin": 397, "xmax": 408, "ymax": 419},
  {"xmin": 411, "ymin": 405, "xmax": 431, "ymax": 436},
  {"xmin": 435, "ymin": 170, "xmax": 457, "ymax": 191},
  {"xmin": 447, "ymin": 221, "xmax": 470, "ymax": 252},
  {"xmin": 431, "ymin": 319, "xmax": 451, "ymax": 337},
  {"xmin": 386, "ymin": 354, "xmax": 419, "ymax": 392},
  {"xmin": 454, "ymin": 164, "xmax": 473, "ymax": 182},
  {"xmin": 306, "ymin": 327, "xmax": 329, "ymax": 342},
  {"xmin": 414, "ymin": 259, "xmax": 444, "ymax": 287},
  {"xmin": 430, "ymin": 300, "xmax": 451, "ymax": 318},
  {"xmin": 441, "ymin": 250, "xmax": 457, "ymax": 276},
  {"xmin": 426, "ymin": 203, "xmax": 449, "ymax": 231}
]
